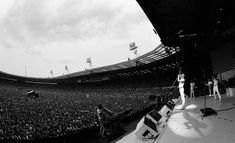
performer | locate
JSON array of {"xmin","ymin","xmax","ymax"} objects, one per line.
[
  {"xmin": 207, "ymin": 79, "xmax": 213, "ymax": 96},
  {"xmin": 213, "ymin": 77, "xmax": 221, "ymax": 101},
  {"xmin": 190, "ymin": 80, "xmax": 195, "ymax": 99},
  {"xmin": 177, "ymin": 72, "xmax": 186, "ymax": 109}
]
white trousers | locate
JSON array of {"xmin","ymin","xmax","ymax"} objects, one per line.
[
  {"xmin": 213, "ymin": 86, "xmax": 221, "ymax": 100},
  {"xmin": 179, "ymin": 87, "xmax": 185, "ymax": 106},
  {"xmin": 190, "ymin": 88, "xmax": 195, "ymax": 98}
]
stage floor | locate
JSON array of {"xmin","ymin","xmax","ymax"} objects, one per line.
[{"xmin": 115, "ymin": 94, "xmax": 235, "ymax": 143}]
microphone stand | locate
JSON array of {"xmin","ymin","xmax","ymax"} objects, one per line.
[{"xmin": 200, "ymin": 83, "xmax": 217, "ymax": 118}]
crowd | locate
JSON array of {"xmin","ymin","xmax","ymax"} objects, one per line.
[{"xmin": 0, "ymin": 80, "xmax": 177, "ymax": 140}]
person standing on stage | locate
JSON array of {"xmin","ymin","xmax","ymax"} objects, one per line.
[
  {"xmin": 178, "ymin": 72, "xmax": 186, "ymax": 109},
  {"xmin": 208, "ymin": 79, "xmax": 213, "ymax": 96},
  {"xmin": 190, "ymin": 80, "xmax": 195, "ymax": 99},
  {"xmin": 213, "ymin": 77, "xmax": 221, "ymax": 101}
]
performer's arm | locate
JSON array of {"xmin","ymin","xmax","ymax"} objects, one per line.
[
  {"xmin": 177, "ymin": 75, "xmax": 180, "ymax": 82},
  {"xmin": 178, "ymin": 75, "xmax": 185, "ymax": 82}
]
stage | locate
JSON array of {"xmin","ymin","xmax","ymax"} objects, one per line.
[{"xmin": 115, "ymin": 94, "xmax": 235, "ymax": 143}]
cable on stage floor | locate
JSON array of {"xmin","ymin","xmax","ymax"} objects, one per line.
[{"xmin": 213, "ymin": 115, "xmax": 235, "ymax": 124}]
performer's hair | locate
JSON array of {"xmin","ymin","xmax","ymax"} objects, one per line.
[{"xmin": 178, "ymin": 73, "xmax": 185, "ymax": 78}]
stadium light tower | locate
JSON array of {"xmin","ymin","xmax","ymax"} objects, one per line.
[
  {"xmin": 86, "ymin": 57, "xmax": 93, "ymax": 69},
  {"xmin": 129, "ymin": 42, "xmax": 139, "ymax": 59}
]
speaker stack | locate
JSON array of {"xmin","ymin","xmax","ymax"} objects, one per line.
[
  {"xmin": 135, "ymin": 116, "xmax": 159, "ymax": 139},
  {"xmin": 159, "ymin": 101, "xmax": 175, "ymax": 118},
  {"xmin": 135, "ymin": 100, "xmax": 175, "ymax": 139}
]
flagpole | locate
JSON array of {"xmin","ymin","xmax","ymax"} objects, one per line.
[
  {"xmin": 65, "ymin": 65, "xmax": 69, "ymax": 74},
  {"xmin": 25, "ymin": 66, "xmax": 27, "ymax": 77}
]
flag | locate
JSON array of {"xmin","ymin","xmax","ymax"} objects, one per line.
[
  {"xmin": 50, "ymin": 70, "xmax": 53, "ymax": 76},
  {"xmin": 65, "ymin": 65, "xmax": 68, "ymax": 70},
  {"xmin": 86, "ymin": 57, "xmax": 91, "ymax": 63},
  {"xmin": 65, "ymin": 65, "xmax": 69, "ymax": 73},
  {"xmin": 129, "ymin": 42, "xmax": 137, "ymax": 51},
  {"xmin": 129, "ymin": 42, "xmax": 136, "ymax": 48},
  {"xmin": 134, "ymin": 49, "xmax": 138, "ymax": 54}
]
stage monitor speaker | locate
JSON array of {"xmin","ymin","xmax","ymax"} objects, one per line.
[
  {"xmin": 166, "ymin": 101, "xmax": 175, "ymax": 110},
  {"xmin": 171, "ymin": 98, "xmax": 179, "ymax": 104},
  {"xmin": 135, "ymin": 117, "xmax": 159, "ymax": 139},
  {"xmin": 146, "ymin": 110, "xmax": 166, "ymax": 125},
  {"xmin": 159, "ymin": 103, "xmax": 173, "ymax": 118}
]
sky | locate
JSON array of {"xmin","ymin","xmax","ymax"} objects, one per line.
[{"xmin": 0, "ymin": 0, "xmax": 161, "ymax": 78}]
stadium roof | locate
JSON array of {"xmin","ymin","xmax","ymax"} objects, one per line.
[
  {"xmin": 136, "ymin": 0, "xmax": 235, "ymax": 47},
  {"xmin": 0, "ymin": 42, "xmax": 180, "ymax": 84},
  {"xmin": 56, "ymin": 44, "xmax": 180, "ymax": 79}
]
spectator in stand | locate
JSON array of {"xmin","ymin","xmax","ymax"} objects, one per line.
[
  {"xmin": 96, "ymin": 104, "xmax": 111, "ymax": 138},
  {"xmin": 0, "ymin": 80, "xmax": 177, "ymax": 141}
]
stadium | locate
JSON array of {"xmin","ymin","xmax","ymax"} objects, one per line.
[{"xmin": 1, "ymin": 0, "xmax": 235, "ymax": 143}]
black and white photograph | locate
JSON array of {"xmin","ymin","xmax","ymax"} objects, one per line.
[{"xmin": 0, "ymin": 0, "xmax": 235, "ymax": 143}]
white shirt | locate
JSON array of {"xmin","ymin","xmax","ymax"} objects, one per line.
[
  {"xmin": 213, "ymin": 79, "xmax": 218, "ymax": 87},
  {"xmin": 190, "ymin": 82, "xmax": 195, "ymax": 89},
  {"xmin": 178, "ymin": 74, "xmax": 185, "ymax": 88},
  {"xmin": 208, "ymin": 81, "xmax": 212, "ymax": 86}
]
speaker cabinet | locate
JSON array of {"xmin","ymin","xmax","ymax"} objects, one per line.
[
  {"xmin": 159, "ymin": 102, "xmax": 174, "ymax": 118},
  {"xmin": 135, "ymin": 117, "xmax": 159, "ymax": 139}
]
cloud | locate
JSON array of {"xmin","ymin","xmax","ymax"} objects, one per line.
[
  {"xmin": 0, "ymin": 39, "xmax": 11, "ymax": 49},
  {"xmin": 57, "ymin": 59, "xmax": 74, "ymax": 65},
  {"xmin": 25, "ymin": 49, "xmax": 42, "ymax": 56},
  {"xmin": 0, "ymin": 0, "xmax": 147, "ymax": 49},
  {"xmin": 0, "ymin": 0, "xmax": 159, "ymax": 77}
]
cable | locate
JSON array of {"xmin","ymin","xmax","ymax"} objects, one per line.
[
  {"xmin": 214, "ymin": 115, "xmax": 235, "ymax": 124},
  {"xmin": 213, "ymin": 105, "xmax": 235, "ymax": 124},
  {"xmin": 171, "ymin": 78, "xmax": 178, "ymax": 88},
  {"xmin": 215, "ymin": 106, "xmax": 235, "ymax": 112},
  {"xmin": 141, "ymin": 134, "xmax": 159, "ymax": 142}
]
